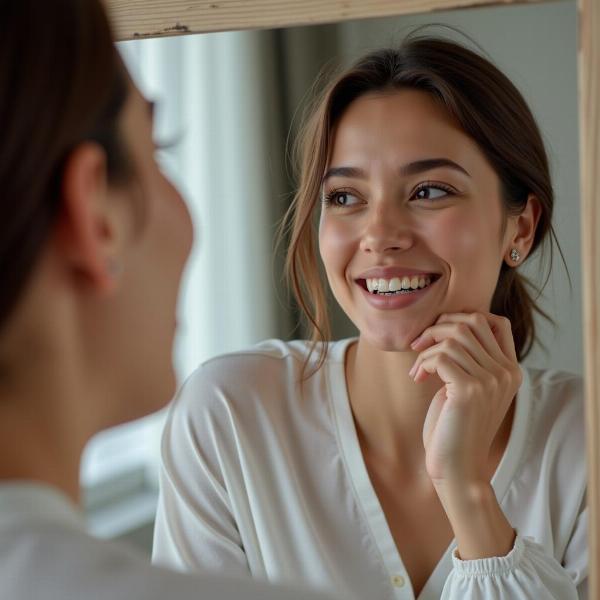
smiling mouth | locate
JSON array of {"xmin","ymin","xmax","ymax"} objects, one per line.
[{"xmin": 357, "ymin": 274, "xmax": 440, "ymax": 295}]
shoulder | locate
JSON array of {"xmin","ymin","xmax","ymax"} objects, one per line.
[
  {"xmin": 192, "ymin": 338, "xmax": 318, "ymax": 388},
  {"xmin": 519, "ymin": 367, "xmax": 586, "ymax": 486},
  {"xmin": 1, "ymin": 517, "xmax": 181, "ymax": 599},
  {"xmin": 165, "ymin": 338, "xmax": 350, "ymax": 440},
  {"xmin": 523, "ymin": 367, "xmax": 584, "ymax": 434},
  {"xmin": 160, "ymin": 338, "xmax": 355, "ymax": 484},
  {"xmin": 178, "ymin": 339, "xmax": 317, "ymax": 411},
  {"xmin": 525, "ymin": 367, "xmax": 583, "ymax": 395},
  {"xmin": 2, "ymin": 520, "xmax": 322, "ymax": 600}
]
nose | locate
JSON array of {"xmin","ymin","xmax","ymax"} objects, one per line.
[{"xmin": 359, "ymin": 202, "xmax": 414, "ymax": 255}]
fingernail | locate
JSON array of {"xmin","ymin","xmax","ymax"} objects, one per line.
[
  {"xmin": 410, "ymin": 335, "xmax": 423, "ymax": 349},
  {"xmin": 409, "ymin": 362, "xmax": 416, "ymax": 377}
]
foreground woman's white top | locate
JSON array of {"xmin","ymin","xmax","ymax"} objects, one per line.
[
  {"xmin": 153, "ymin": 338, "xmax": 588, "ymax": 600},
  {"xmin": 0, "ymin": 482, "xmax": 336, "ymax": 600}
]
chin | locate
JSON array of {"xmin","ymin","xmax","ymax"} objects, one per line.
[
  {"xmin": 361, "ymin": 327, "xmax": 416, "ymax": 353},
  {"xmin": 149, "ymin": 368, "xmax": 177, "ymax": 412},
  {"xmin": 354, "ymin": 307, "xmax": 439, "ymax": 352}
]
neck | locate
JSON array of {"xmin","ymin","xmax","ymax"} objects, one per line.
[
  {"xmin": 345, "ymin": 337, "xmax": 515, "ymax": 479},
  {"xmin": 0, "ymin": 354, "xmax": 94, "ymax": 505},
  {"xmin": 346, "ymin": 338, "xmax": 443, "ymax": 474},
  {"xmin": 0, "ymin": 406, "xmax": 83, "ymax": 504}
]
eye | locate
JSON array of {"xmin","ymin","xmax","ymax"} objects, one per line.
[
  {"xmin": 411, "ymin": 183, "xmax": 455, "ymax": 201},
  {"xmin": 323, "ymin": 190, "xmax": 362, "ymax": 208}
]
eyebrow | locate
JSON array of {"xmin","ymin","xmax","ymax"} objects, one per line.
[{"xmin": 322, "ymin": 158, "xmax": 471, "ymax": 183}]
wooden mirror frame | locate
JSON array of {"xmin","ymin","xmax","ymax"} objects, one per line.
[{"xmin": 107, "ymin": 0, "xmax": 599, "ymax": 595}]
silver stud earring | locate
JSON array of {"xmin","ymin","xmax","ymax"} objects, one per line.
[{"xmin": 510, "ymin": 248, "xmax": 521, "ymax": 263}]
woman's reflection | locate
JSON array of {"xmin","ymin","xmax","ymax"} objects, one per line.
[{"xmin": 153, "ymin": 37, "xmax": 587, "ymax": 600}]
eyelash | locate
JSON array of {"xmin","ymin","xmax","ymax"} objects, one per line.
[
  {"xmin": 322, "ymin": 188, "xmax": 354, "ymax": 207},
  {"xmin": 322, "ymin": 182, "xmax": 457, "ymax": 207},
  {"xmin": 412, "ymin": 181, "xmax": 456, "ymax": 201}
]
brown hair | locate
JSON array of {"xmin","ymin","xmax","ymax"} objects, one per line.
[
  {"xmin": 0, "ymin": 0, "xmax": 132, "ymax": 332},
  {"xmin": 282, "ymin": 36, "xmax": 562, "ymax": 374}
]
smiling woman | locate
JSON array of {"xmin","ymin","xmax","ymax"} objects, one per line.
[
  {"xmin": 298, "ymin": 39, "xmax": 554, "ymax": 369},
  {"xmin": 318, "ymin": 86, "xmax": 541, "ymax": 355},
  {"xmin": 152, "ymin": 36, "xmax": 587, "ymax": 599}
]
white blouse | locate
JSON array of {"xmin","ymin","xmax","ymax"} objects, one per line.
[
  {"xmin": 153, "ymin": 338, "xmax": 588, "ymax": 600},
  {"xmin": 0, "ymin": 482, "xmax": 335, "ymax": 600}
]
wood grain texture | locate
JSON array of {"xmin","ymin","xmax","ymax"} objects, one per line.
[
  {"xmin": 106, "ymin": 0, "xmax": 542, "ymax": 40},
  {"xmin": 579, "ymin": 0, "xmax": 599, "ymax": 596}
]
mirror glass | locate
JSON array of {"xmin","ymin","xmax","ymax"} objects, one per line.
[{"xmin": 83, "ymin": 0, "xmax": 580, "ymax": 551}]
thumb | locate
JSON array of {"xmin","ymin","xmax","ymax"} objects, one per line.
[{"xmin": 423, "ymin": 386, "xmax": 447, "ymax": 449}]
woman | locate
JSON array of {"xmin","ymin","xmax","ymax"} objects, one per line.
[
  {"xmin": 153, "ymin": 37, "xmax": 588, "ymax": 598},
  {"xmin": 0, "ymin": 2, "xmax": 335, "ymax": 599}
]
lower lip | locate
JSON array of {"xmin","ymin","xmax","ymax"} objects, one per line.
[{"xmin": 358, "ymin": 279, "xmax": 437, "ymax": 310}]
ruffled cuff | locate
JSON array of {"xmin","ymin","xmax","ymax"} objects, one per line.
[
  {"xmin": 451, "ymin": 534, "xmax": 525, "ymax": 576},
  {"xmin": 442, "ymin": 534, "xmax": 580, "ymax": 599}
]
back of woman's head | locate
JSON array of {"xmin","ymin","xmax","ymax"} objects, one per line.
[
  {"xmin": 284, "ymin": 35, "xmax": 558, "ymax": 370},
  {"xmin": 0, "ymin": 0, "xmax": 131, "ymax": 333}
]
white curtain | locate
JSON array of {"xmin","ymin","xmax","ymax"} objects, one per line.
[{"xmin": 122, "ymin": 30, "xmax": 291, "ymax": 378}]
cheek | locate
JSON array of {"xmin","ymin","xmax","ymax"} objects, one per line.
[
  {"xmin": 318, "ymin": 216, "xmax": 355, "ymax": 282},
  {"xmin": 430, "ymin": 210, "xmax": 502, "ymax": 307},
  {"xmin": 443, "ymin": 216, "xmax": 481, "ymax": 258}
]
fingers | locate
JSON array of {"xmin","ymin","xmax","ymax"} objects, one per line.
[
  {"xmin": 414, "ymin": 350, "xmax": 475, "ymax": 387},
  {"xmin": 411, "ymin": 336, "xmax": 487, "ymax": 383},
  {"xmin": 481, "ymin": 313, "xmax": 518, "ymax": 362},
  {"xmin": 411, "ymin": 321, "xmax": 494, "ymax": 373},
  {"xmin": 412, "ymin": 312, "xmax": 517, "ymax": 364},
  {"xmin": 409, "ymin": 312, "xmax": 521, "ymax": 391}
]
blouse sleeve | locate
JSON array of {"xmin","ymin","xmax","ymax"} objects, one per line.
[
  {"xmin": 151, "ymin": 373, "xmax": 251, "ymax": 578},
  {"xmin": 441, "ymin": 517, "xmax": 588, "ymax": 600}
]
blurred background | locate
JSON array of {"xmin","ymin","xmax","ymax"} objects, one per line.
[{"xmin": 81, "ymin": 0, "xmax": 580, "ymax": 554}]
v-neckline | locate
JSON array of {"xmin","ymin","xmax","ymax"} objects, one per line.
[{"xmin": 327, "ymin": 338, "xmax": 532, "ymax": 599}]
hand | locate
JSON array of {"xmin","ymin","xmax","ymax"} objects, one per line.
[{"xmin": 409, "ymin": 312, "xmax": 522, "ymax": 487}]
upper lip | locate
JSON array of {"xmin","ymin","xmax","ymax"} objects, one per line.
[{"xmin": 355, "ymin": 267, "xmax": 441, "ymax": 280}]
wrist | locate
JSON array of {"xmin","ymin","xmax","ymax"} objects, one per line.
[
  {"xmin": 433, "ymin": 480, "xmax": 515, "ymax": 560},
  {"xmin": 432, "ymin": 478, "xmax": 493, "ymax": 512}
]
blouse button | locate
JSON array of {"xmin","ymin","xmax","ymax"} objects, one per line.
[{"xmin": 391, "ymin": 574, "xmax": 406, "ymax": 588}]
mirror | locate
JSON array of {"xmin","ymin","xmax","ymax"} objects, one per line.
[{"xmin": 101, "ymin": 0, "xmax": 598, "ymax": 596}]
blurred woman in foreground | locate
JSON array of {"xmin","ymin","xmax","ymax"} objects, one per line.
[{"xmin": 0, "ymin": 2, "xmax": 335, "ymax": 599}]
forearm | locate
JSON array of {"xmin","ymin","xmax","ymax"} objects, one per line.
[{"xmin": 434, "ymin": 480, "xmax": 515, "ymax": 560}]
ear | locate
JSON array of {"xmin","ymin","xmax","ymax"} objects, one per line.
[
  {"xmin": 504, "ymin": 194, "xmax": 542, "ymax": 265},
  {"xmin": 54, "ymin": 142, "xmax": 126, "ymax": 294}
]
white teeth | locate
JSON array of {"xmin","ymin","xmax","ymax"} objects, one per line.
[{"xmin": 364, "ymin": 275, "xmax": 435, "ymax": 295}]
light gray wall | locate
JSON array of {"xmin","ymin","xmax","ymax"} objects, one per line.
[{"xmin": 328, "ymin": 0, "xmax": 581, "ymax": 375}]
